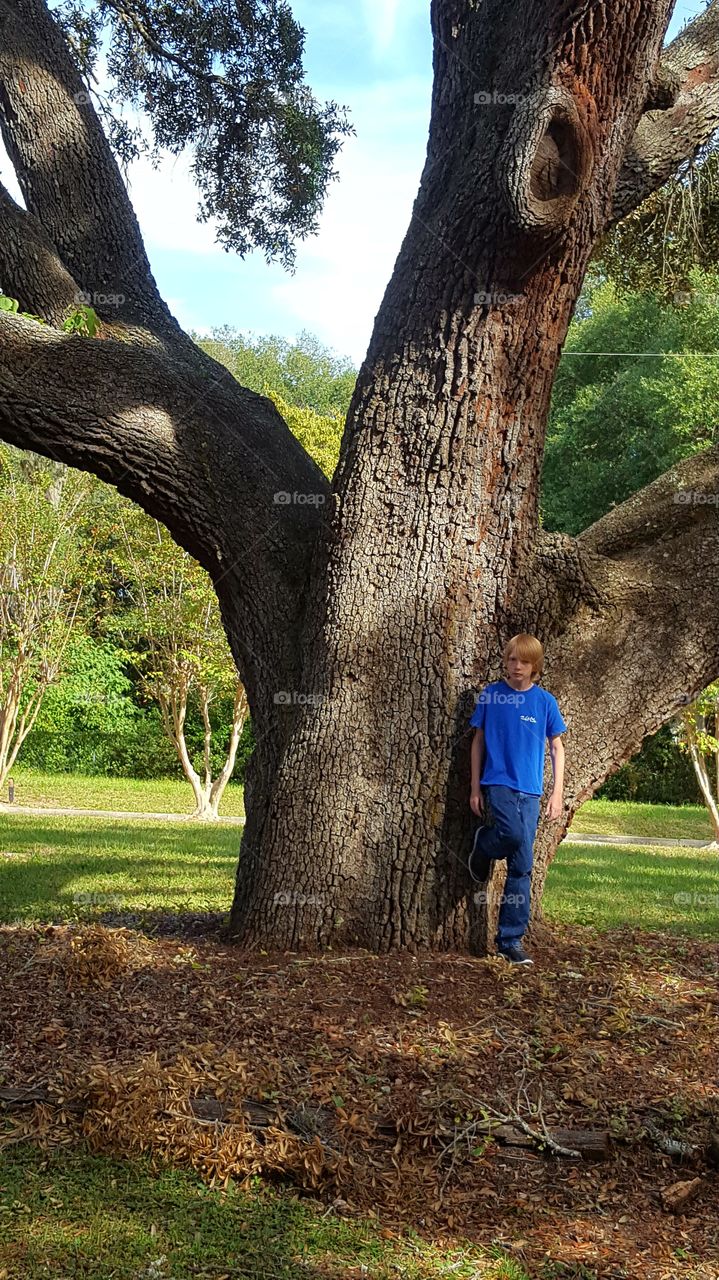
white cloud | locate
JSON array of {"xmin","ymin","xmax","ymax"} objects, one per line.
[{"xmin": 270, "ymin": 76, "xmax": 430, "ymax": 363}]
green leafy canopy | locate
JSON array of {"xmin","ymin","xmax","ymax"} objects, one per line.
[{"xmin": 50, "ymin": 0, "xmax": 353, "ymax": 268}]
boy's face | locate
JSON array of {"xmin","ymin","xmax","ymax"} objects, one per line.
[{"xmin": 505, "ymin": 649, "xmax": 535, "ymax": 684}]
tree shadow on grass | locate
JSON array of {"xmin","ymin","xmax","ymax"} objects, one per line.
[{"xmin": 0, "ymin": 815, "xmax": 240, "ymax": 940}]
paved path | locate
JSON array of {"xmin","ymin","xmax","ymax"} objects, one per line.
[
  {"xmin": 563, "ymin": 831, "xmax": 715, "ymax": 849},
  {"xmin": 0, "ymin": 802, "xmax": 246, "ymax": 825},
  {"xmin": 0, "ymin": 803, "xmax": 715, "ymax": 847}
]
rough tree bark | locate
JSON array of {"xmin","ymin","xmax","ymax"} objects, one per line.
[{"xmin": 2, "ymin": 0, "xmax": 719, "ymax": 953}]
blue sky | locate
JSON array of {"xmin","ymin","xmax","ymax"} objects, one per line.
[{"xmin": 0, "ymin": 1, "xmax": 707, "ymax": 366}]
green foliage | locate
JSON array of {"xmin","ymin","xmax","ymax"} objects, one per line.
[
  {"xmin": 0, "ymin": 289, "xmax": 100, "ymax": 334},
  {"xmin": 108, "ymin": 503, "xmax": 240, "ymax": 705},
  {"xmin": 595, "ymin": 724, "xmax": 703, "ymax": 806},
  {"xmin": 0, "ymin": 291, "xmax": 46, "ymax": 324},
  {"xmin": 541, "ymin": 269, "xmax": 719, "ymax": 535},
  {"xmin": 53, "ymin": 0, "xmax": 353, "ymax": 267},
  {"xmin": 596, "ymin": 146, "xmax": 719, "ymax": 299},
  {"xmin": 0, "ymin": 444, "xmax": 104, "ymax": 774},
  {"xmin": 542, "ymin": 267, "xmax": 719, "ymax": 805},
  {"xmin": 62, "ymin": 303, "xmax": 100, "ymax": 337},
  {"xmin": 18, "ymin": 632, "xmax": 172, "ymax": 777},
  {"xmin": 672, "ymin": 681, "xmax": 719, "ymax": 761},
  {"xmin": 195, "ymin": 328, "xmax": 357, "ymax": 417},
  {"xmin": 101, "ymin": 498, "xmax": 249, "ymax": 791},
  {"xmin": 194, "ymin": 329, "xmax": 350, "ymax": 481},
  {"xmin": 268, "ymin": 390, "xmax": 342, "ymax": 480}
]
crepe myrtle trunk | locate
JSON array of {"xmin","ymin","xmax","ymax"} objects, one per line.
[{"xmin": 227, "ymin": 0, "xmax": 684, "ymax": 952}]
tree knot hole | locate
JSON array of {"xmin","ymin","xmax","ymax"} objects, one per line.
[{"xmin": 530, "ymin": 116, "xmax": 581, "ymax": 201}]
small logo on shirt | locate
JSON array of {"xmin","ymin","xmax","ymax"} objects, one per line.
[{"xmin": 520, "ymin": 715, "xmax": 537, "ymax": 723}]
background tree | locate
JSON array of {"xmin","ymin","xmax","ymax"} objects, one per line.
[
  {"xmin": 0, "ymin": 444, "xmax": 99, "ymax": 789},
  {"xmin": 110, "ymin": 503, "xmax": 249, "ymax": 819},
  {"xmin": 672, "ymin": 683, "xmax": 719, "ymax": 846},
  {"xmin": 18, "ymin": 632, "xmax": 152, "ymax": 777},
  {"xmin": 196, "ymin": 330, "xmax": 357, "ymax": 420},
  {"xmin": 4, "ymin": 1, "xmax": 719, "ymax": 952},
  {"xmin": 542, "ymin": 267, "xmax": 719, "ymax": 535}
]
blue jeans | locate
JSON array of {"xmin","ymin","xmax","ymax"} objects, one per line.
[{"xmin": 474, "ymin": 784, "xmax": 541, "ymax": 949}]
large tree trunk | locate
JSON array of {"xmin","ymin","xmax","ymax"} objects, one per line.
[
  {"xmin": 3, "ymin": 0, "xmax": 719, "ymax": 953},
  {"xmin": 226, "ymin": 0, "xmax": 687, "ymax": 951}
]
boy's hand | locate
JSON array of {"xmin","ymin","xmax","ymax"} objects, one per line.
[
  {"xmin": 546, "ymin": 790, "xmax": 563, "ymax": 821},
  {"xmin": 470, "ymin": 790, "xmax": 483, "ymax": 817}
]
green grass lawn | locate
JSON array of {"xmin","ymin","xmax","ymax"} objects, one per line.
[
  {"xmin": 0, "ymin": 814, "xmax": 239, "ymax": 923},
  {"xmin": 0, "ymin": 809, "xmax": 716, "ymax": 938},
  {"xmin": 545, "ymin": 840, "xmax": 718, "ymax": 937},
  {"xmin": 1, "ymin": 766, "xmax": 245, "ymax": 817},
  {"xmin": 0, "ymin": 1144, "xmax": 532, "ymax": 1280},
  {"xmin": 568, "ymin": 797, "xmax": 715, "ymax": 841}
]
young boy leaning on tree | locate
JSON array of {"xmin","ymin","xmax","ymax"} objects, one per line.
[{"xmin": 468, "ymin": 633, "xmax": 567, "ymax": 968}]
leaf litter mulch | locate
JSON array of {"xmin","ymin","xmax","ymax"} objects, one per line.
[{"xmin": 0, "ymin": 915, "xmax": 717, "ymax": 1280}]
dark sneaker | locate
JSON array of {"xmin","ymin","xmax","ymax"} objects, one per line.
[
  {"xmin": 498, "ymin": 944, "xmax": 533, "ymax": 966},
  {"xmin": 468, "ymin": 824, "xmax": 492, "ymax": 882}
]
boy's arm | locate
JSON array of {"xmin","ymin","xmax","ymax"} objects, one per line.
[
  {"xmin": 470, "ymin": 728, "xmax": 485, "ymax": 808},
  {"xmin": 547, "ymin": 735, "xmax": 565, "ymax": 820}
]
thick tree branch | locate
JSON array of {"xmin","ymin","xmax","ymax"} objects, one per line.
[
  {"xmin": 577, "ymin": 443, "xmax": 719, "ymax": 560},
  {"xmin": 0, "ymin": 311, "xmax": 329, "ymax": 705},
  {"xmin": 517, "ymin": 445, "xmax": 719, "ymax": 646},
  {"xmin": 614, "ymin": 0, "xmax": 719, "ymax": 223},
  {"xmin": 0, "ymin": 179, "xmax": 80, "ymax": 324},
  {"xmin": 519, "ymin": 445, "xmax": 719, "ymax": 806},
  {"xmin": 0, "ymin": 0, "xmax": 188, "ymax": 342},
  {"xmin": 513, "ymin": 446, "xmax": 719, "ymax": 939}
]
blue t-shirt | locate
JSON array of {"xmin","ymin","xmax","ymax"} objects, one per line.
[{"xmin": 469, "ymin": 679, "xmax": 567, "ymax": 796}]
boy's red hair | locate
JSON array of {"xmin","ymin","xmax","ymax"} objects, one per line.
[{"xmin": 503, "ymin": 633, "xmax": 544, "ymax": 679}]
